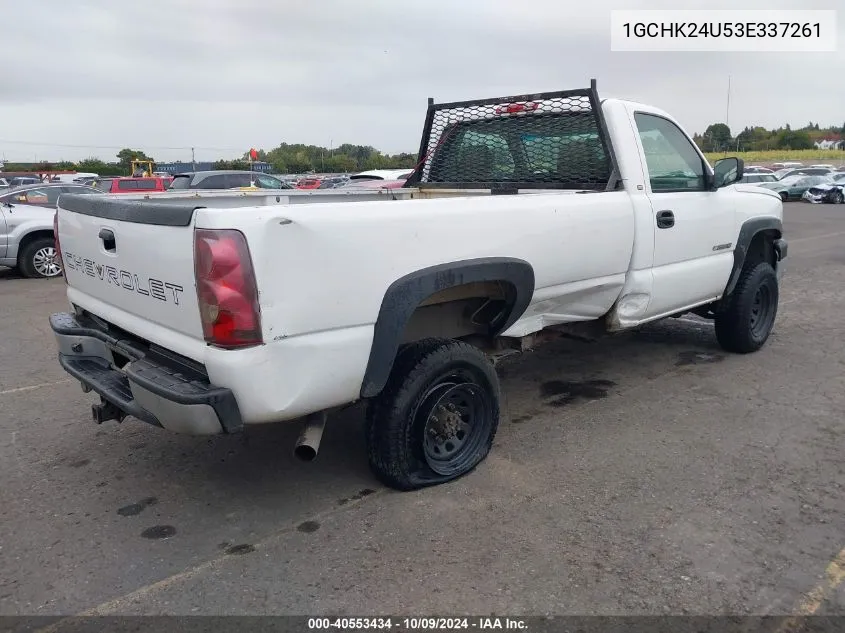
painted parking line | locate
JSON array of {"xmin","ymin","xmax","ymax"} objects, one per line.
[
  {"xmin": 778, "ymin": 548, "xmax": 845, "ymax": 632},
  {"xmin": 0, "ymin": 379, "xmax": 71, "ymax": 396}
]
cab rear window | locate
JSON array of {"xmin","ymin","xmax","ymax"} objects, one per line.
[{"xmin": 427, "ymin": 112, "xmax": 608, "ymax": 186}]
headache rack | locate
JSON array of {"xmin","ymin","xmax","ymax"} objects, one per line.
[{"xmin": 404, "ymin": 79, "xmax": 621, "ymax": 193}]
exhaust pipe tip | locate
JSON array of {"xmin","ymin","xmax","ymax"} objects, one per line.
[
  {"xmin": 294, "ymin": 444, "xmax": 318, "ymax": 462},
  {"xmin": 293, "ymin": 412, "xmax": 327, "ymax": 462}
]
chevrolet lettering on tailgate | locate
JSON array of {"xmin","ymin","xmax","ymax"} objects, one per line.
[{"xmin": 63, "ymin": 251, "xmax": 184, "ymax": 305}]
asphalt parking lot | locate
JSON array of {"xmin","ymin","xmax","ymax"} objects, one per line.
[{"xmin": 2, "ymin": 201, "xmax": 845, "ymax": 617}]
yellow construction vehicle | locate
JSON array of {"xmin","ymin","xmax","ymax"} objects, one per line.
[{"xmin": 130, "ymin": 159, "xmax": 155, "ymax": 177}]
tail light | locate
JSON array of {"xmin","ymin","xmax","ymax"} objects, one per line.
[
  {"xmin": 193, "ymin": 229, "xmax": 262, "ymax": 348},
  {"xmin": 53, "ymin": 211, "xmax": 67, "ymax": 284}
]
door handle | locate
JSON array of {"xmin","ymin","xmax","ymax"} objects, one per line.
[
  {"xmin": 656, "ymin": 210, "xmax": 675, "ymax": 229},
  {"xmin": 98, "ymin": 228, "xmax": 116, "ymax": 251}
]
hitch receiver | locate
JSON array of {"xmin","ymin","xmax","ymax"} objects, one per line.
[{"xmin": 92, "ymin": 399, "xmax": 126, "ymax": 424}]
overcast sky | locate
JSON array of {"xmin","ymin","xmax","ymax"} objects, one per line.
[{"xmin": 3, "ymin": 0, "xmax": 842, "ymax": 163}]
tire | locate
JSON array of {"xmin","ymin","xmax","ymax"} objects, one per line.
[
  {"xmin": 714, "ymin": 261, "xmax": 779, "ymax": 354},
  {"xmin": 18, "ymin": 237, "xmax": 62, "ymax": 279},
  {"xmin": 366, "ymin": 337, "xmax": 500, "ymax": 491},
  {"xmin": 779, "ymin": 191, "xmax": 788, "ymax": 202},
  {"xmin": 831, "ymin": 190, "xmax": 844, "ymax": 205}
]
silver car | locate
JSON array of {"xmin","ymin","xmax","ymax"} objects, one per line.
[
  {"xmin": 739, "ymin": 173, "xmax": 779, "ymax": 185},
  {"xmin": 0, "ymin": 183, "xmax": 100, "ymax": 278}
]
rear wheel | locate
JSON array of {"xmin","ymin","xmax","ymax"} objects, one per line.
[
  {"xmin": 366, "ymin": 338, "xmax": 500, "ymax": 491},
  {"xmin": 714, "ymin": 261, "xmax": 779, "ymax": 353},
  {"xmin": 18, "ymin": 237, "xmax": 62, "ymax": 279}
]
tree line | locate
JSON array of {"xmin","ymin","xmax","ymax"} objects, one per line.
[
  {"xmin": 2, "ymin": 145, "xmax": 418, "ymax": 176},
  {"xmin": 5, "ymin": 123, "xmax": 845, "ymax": 177},
  {"xmin": 694, "ymin": 122, "xmax": 845, "ymax": 153},
  {"xmin": 237, "ymin": 143, "xmax": 417, "ymax": 173}
]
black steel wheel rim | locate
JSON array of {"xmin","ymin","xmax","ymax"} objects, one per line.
[
  {"xmin": 749, "ymin": 283, "xmax": 774, "ymax": 338},
  {"xmin": 416, "ymin": 369, "xmax": 492, "ymax": 477}
]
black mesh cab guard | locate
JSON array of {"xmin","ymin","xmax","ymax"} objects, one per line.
[{"xmin": 405, "ymin": 79, "xmax": 621, "ymax": 193}]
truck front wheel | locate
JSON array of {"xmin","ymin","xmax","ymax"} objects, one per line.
[
  {"xmin": 366, "ymin": 338, "xmax": 500, "ymax": 491},
  {"xmin": 714, "ymin": 261, "xmax": 779, "ymax": 353}
]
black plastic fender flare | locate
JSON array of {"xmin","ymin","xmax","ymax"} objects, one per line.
[
  {"xmin": 724, "ymin": 217, "xmax": 784, "ymax": 297},
  {"xmin": 360, "ymin": 257, "xmax": 535, "ymax": 398}
]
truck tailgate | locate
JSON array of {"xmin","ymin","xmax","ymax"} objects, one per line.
[{"xmin": 57, "ymin": 195, "xmax": 203, "ymax": 341}]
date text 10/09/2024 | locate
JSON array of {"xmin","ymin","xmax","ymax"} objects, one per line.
[
  {"xmin": 307, "ymin": 618, "xmax": 528, "ymax": 630},
  {"xmin": 621, "ymin": 22, "xmax": 821, "ymax": 38}
]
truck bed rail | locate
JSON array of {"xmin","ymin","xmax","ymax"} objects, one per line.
[{"xmin": 57, "ymin": 187, "xmax": 419, "ymax": 225}]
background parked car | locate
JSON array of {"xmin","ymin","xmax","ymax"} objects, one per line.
[
  {"xmin": 803, "ymin": 174, "xmax": 845, "ymax": 204},
  {"xmin": 348, "ymin": 169, "xmax": 414, "ymax": 182},
  {"xmin": 168, "ymin": 170, "xmax": 291, "ymax": 190},
  {"xmin": 318, "ymin": 176, "xmax": 350, "ymax": 189},
  {"xmin": 758, "ymin": 174, "xmax": 833, "ymax": 201},
  {"xmin": 744, "ymin": 166, "xmax": 775, "ymax": 175},
  {"xmin": 7, "ymin": 176, "xmax": 41, "ymax": 187},
  {"xmin": 72, "ymin": 176, "xmax": 100, "ymax": 185},
  {"xmin": 339, "ymin": 178, "xmax": 408, "ymax": 190},
  {"xmin": 776, "ymin": 167, "xmax": 833, "ymax": 180},
  {"xmin": 274, "ymin": 175, "xmax": 300, "ymax": 188},
  {"xmin": 739, "ymin": 174, "xmax": 779, "ymax": 184},
  {"xmin": 803, "ymin": 183, "xmax": 845, "ymax": 204},
  {"xmin": 0, "ymin": 183, "xmax": 100, "ymax": 278},
  {"xmin": 296, "ymin": 177, "xmax": 322, "ymax": 190},
  {"xmin": 92, "ymin": 176, "xmax": 172, "ymax": 194}
]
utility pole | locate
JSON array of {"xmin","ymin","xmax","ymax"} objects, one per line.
[
  {"xmin": 725, "ymin": 75, "xmax": 731, "ymax": 128},
  {"xmin": 191, "ymin": 147, "xmax": 196, "ymax": 171},
  {"xmin": 724, "ymin": 75, "xmax": 732, "ymax": 157}
]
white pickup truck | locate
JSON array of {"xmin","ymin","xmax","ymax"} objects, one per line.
[{"xmin": 50, "ymin": 81, "xmax": 787, "ymax": 491}]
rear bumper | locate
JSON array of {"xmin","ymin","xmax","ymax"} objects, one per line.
[{"xmin": 50, "ymin": 312, "xmax": 243, "ymax": 435}]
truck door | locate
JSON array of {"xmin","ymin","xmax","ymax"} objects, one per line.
[{"xmin": 632, "ymin": 111, "xmax": 736, "ymax": 318}]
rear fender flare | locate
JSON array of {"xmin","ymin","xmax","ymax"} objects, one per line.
[{"xmin": 360, "ymin": 257, "xmax": 535, "ymax": 398}]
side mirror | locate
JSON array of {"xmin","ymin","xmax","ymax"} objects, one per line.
[{"xmin": 713, "ymin": 157, "xmax": 744, "ymax": 189}]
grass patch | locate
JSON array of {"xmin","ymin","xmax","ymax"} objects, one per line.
[{"xmin": 703, "ymin": 149, "xmax": 845, "ymax": 165}]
